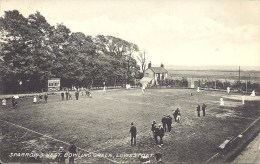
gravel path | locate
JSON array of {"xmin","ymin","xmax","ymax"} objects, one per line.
[{"xmin": 233, "ymin": 132, "xmax": 260, "ymax": 164}]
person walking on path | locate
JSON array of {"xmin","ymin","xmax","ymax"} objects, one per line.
[
  {"xmin": 68, "ymin": 142, "xmax": 77, "ymax": 163},
  {"xmin": 130, "ymin": 122, "xmax": 137, "ymax": 146},
  {"xmin": 158, "ymin": 124, "xmax": 164, "ymax": 147},
  {"xmin": 197, "ymin": 104, "xmax": 201, "ymax": 117},
  {"xmin": 44, "ymin": 93, "xmax": 48, "ymax": 103},
  {"xmin": 202, "ymin": 103, "xmax": 207, "ymax": 116},
  {"xmin": 2, "ymin": 98, "xmax": 6, "ymax": 107}
]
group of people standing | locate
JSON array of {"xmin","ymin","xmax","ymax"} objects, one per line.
[
  {"xmin": 61, "ymin": 89, "xmax": 92, "ymax": 101},
  {"xmin": 172, "ymin": 108, "xmax": 181, "ymax": 122},
  {"xmin": 161, "ymin": 114, "xmax": 173, "ymax": 132},
  {"xmin": 151, "ymin": 120, "xmax": 165, "ymax": 147},
  {"xmin": 2, "ymin": 96, "xmax": 20, "ymax": 109},
  {"xmin": 33, "ymin": 93, "xmax": 48, "ymax": 103},
  {"xmin": 1, "ymin": 93, "xmax": 49, "ymax": 109},
  {"xmin": 130, "ymin": 120, "xmax": 165, "ymax": 148},
  {"xmin": 61, "ymin": 90, "xmax": 75, "ymax": 100},
  {"xmin": 1, "ymin": 88, "xmax": 92, "ymax": 109},
  {"xmin": 129, "ymin": 108, "xmax": 182, "ymax": 148}
]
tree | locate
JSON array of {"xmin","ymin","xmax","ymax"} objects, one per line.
[
  {"xmin": 0, "ymin": 10, "xmax": 141, "ymax": 93},
  {"xmin": 137, "ymin": 49, "xmax": 147, "ymax": 74},
  {"xmin": 93, "ymin": 35, "xmax": 140, "ymax": 85},
  {"xmin": 26, "ymin": 11, "xmax": 54, "ymax": 91},
  {"xmin": 0, "ymin": 10, "xmax": 32, "ymax": 92}
]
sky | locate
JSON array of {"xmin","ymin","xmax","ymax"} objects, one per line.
[{"xmin": 0, "ymin": 0, "xmax": 260, "ymax": 68}]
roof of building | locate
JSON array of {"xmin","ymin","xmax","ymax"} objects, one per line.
[
  {"xmin": 149, "ymin": 67, "xmax": 168, "ymax": 73},
  {"xmin": 48, "ymin": 78, "xmax": 61, "ymax": 80},
  {"xmin": 140, "ymin": 77, "xmax": 153, "ymax": 83}
]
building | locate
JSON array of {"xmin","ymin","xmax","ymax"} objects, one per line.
[
  {"xmin": 141, "ymin": 62, "xmax": 168, "ymax": 86},
  {"xmin": 187, "ymin": 78, "xmax": 200, "ymax": 88},
  {"xmin": 48, "ymin": 78, "xmax": 61, "ymax": 92}
]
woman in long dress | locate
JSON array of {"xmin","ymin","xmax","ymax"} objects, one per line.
[
  {"xmin": 227, "ymin": 87, "xmax": 230, "ymax": 94},
  {"xmin": 33, "ymin": 96, "xmax": 37, "ymax": 103},
  {"xmin": 220, "ymin": 97, "xmax": 224, "ymax": 106},
  {"xmin": 251, "ymin": 90, "xmax": 255, "ymax": 97},
  {"xmin": 242, "ymin": 94, "xmax": 245, "ymax": 105}
]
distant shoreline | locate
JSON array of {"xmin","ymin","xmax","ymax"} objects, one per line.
[
  {"xmin": 168, "ymin": 69, "xmax": 260, "ymax": 72},
  {"xmin": 167, "ymin": 69, "xmax": 260, "ymax": 81},
  {"xmin": 160, "ymin": 65, "xmax": 260, "ymax": 71}
]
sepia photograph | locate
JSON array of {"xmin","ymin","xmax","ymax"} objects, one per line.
[{"xmin": 0, "ymin": 0, "xmax": 260, "ymax": 163}]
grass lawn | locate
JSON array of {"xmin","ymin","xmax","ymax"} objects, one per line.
[{"xmin": 0, "ymin": 88, "xmax": 259, "ymax": 163}]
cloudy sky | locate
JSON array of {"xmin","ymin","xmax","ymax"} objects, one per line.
[{"xmin": 0, "ymin": 0, "xmax": 259, "ymax": 68}]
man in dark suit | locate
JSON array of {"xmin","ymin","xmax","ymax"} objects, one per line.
[
  {"xmin": 66, "ymin": 89, "xmax": 69, "ymax": 100},
  {"xmin": 44, "ymin": 93, "xmax": 48, "ymax": 103},
  {"xmin": 197, "ymin": 104, "xmax": 201, "ymax": 117},
  {"xmin": 61, "ymin": 92, "xmax": 64, "ymax": 100},
  {"xmin": 158, "ymin": 124, "xmax": 164, "ymax": 146},
  {"xmin": 130, "ymin": 122, "xmax": 137, "ymax": 146},
  {"xmin": 75, "ymin": 91, "xmax": 79, "ymax": 100},
  {"xmin": 166, "ymin": 115, "xmax": 172, "ymax": 132},
  {"xmin": 153, "ymin": 124, "xmax": 159, "ymax": 145},
  {"xmin": 161, "ymin": 115, "xmax": 167, "ymax": 132},
  {"xmin": 151, "ymin": 120, "xmax": 156, "ymax": 135},
  {"xmin": 202, "ymin": 103, "xmax": 207, "ymax": 116}
]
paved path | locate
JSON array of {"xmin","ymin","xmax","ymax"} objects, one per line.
[{"xmin": 233, "ymin": 132, "xmax": 260, "ymax": 164}]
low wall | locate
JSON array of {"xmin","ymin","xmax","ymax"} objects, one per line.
[{"xmin": 207, "ymin": 116, "xmax": 260, "ymax": 163}]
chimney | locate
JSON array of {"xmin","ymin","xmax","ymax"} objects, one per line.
[
  {"xmin": 148, "ymin": 61, "xmax": 151, "ymax": 68},
  {"xmin": 161, "ymin": 63, "xmax": 164, "ymax": 68}
]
